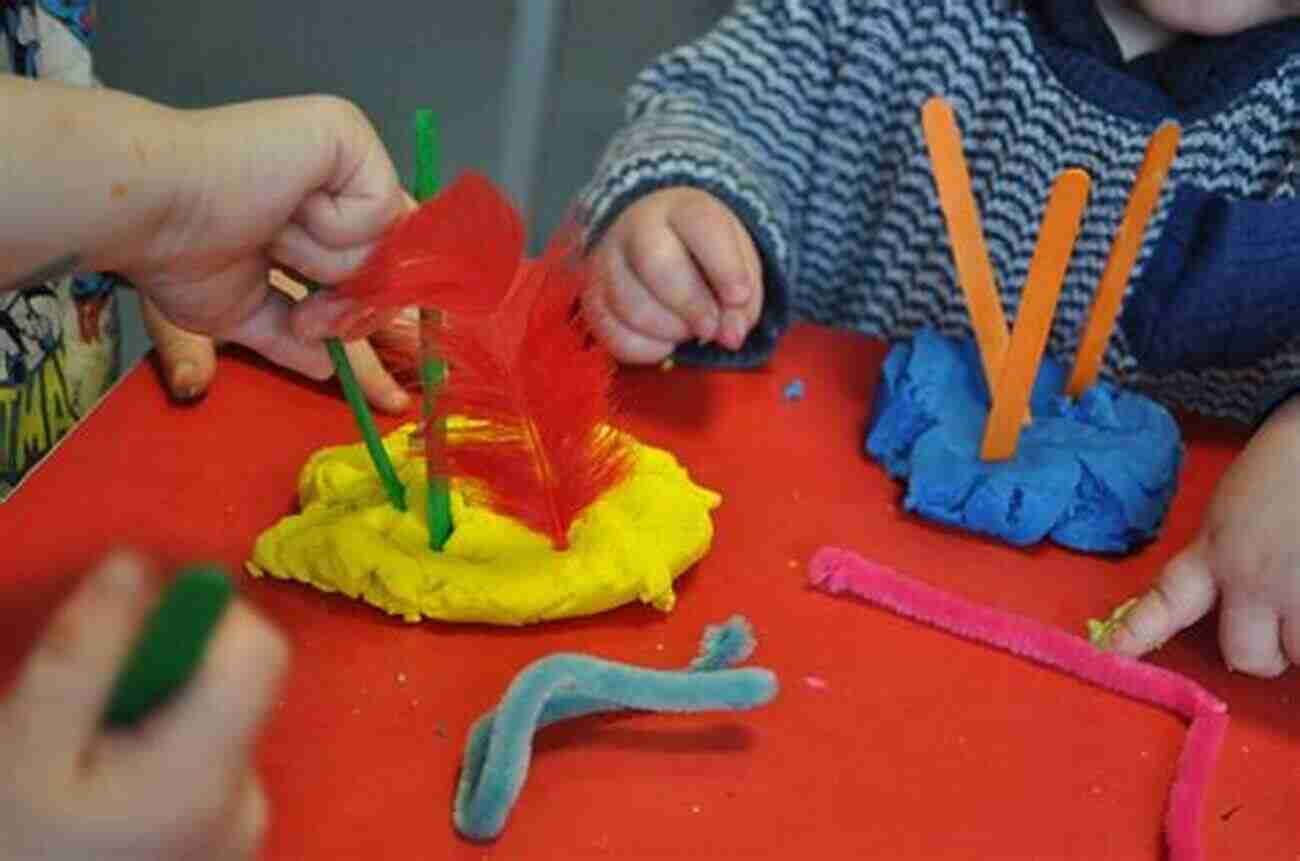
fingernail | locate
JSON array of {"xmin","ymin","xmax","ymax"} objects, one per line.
[
  {"xmin": 171, "ymin": 361, "xmax": 199, "ymax": 399},
  {"xmin": 721, "ymin": 310, "xmax": 747, "ymax": 350},
  {"xmin": 694, "ymin": 311, "xmax": 720, "ymax": 344},
  {"xmin": 97, "ymin": 554, "xmax": 144, "ymax": 596}
]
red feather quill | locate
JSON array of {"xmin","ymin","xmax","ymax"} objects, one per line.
[
  {"xmin": 427, "ymin": 235, "xmax": 633, "ymax": 548},
  {"xmin": 334, "ymin": 171, "xmax": 524, "ymax": 315}
]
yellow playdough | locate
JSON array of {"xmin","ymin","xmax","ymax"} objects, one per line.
[{"xmin": 248, "ymin": 424, "xmax": 721, "ymax": 625}]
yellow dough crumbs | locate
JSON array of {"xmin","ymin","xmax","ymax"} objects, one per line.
[
  {"xmin": 248, "ymin": 424, "xmax": 721, "ymax": 626},
  {"xmin": 1087, "ymin": 597, "xmax": 1140, "ymax": 648}
]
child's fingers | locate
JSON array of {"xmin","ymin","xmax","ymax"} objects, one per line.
[
  {"xmin": 726, "ymin": 222, "xmax": 766, "ymax": 351},
  {"xmin": 137, "ymin": 602, "xmax": 288, "ymax": 774},
  {"xmin": 672, "ymin": 202, "xmax": 764, "ymax": 351},
  {"xmin": 593, "ymin": 248, "xmax": 693, "ymax": 343},
  {"xmin": 343, "ymin": 339, "xmax": 411, "ymax": 414},
  {"xmin": 580, "ymin": 281, "xmax": 676, "ymax": 364},
  {"xmin": 624, "ymin": 222, "xmax": 721, "ymax": 344},
  {"xmin": 1108, "ymin": 542, "xmax": 1217, "ymax": 656},
  {"xmin": 667, "ymin": 195, "xmax": 758, "ymax": 311},
  {"xmin": 141, "ymin": 298, "xmax": 217, "ymax": 401},
  {"xmin": 1219, "ymin": 597, "xmax": 1289, "ymax": 677},
  {"xmin": 1, "ymin": 553, "xmax": 157, "ymax": 774}
]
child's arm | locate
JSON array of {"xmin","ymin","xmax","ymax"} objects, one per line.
[
  {"xmin": 1110, "ymin": 394, "xmax": 1300, "ymax": 676},
  {"xmin": 0, "ymin": 75, "xmax": 408, "ymax": 388},
  {"xmin": 0, "ymin": 553, "xmax": 288, "ymax": 859},
  {"xmin": 581, "ymin": 0, "xmax": 852, "ymax": 366}
]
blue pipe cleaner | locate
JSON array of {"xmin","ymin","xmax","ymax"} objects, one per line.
[{"xmin": 453, "ymin": 615, "xmax": 778, "ymax": 841}]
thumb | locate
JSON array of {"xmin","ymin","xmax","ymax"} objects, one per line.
[
  {"xmin": 142, "ymin": 298, "xmax": 217, "ymax": 401},
  {"xmin": 1107, "ymin": 536, "xmax": 1218, "ymax": 656}
]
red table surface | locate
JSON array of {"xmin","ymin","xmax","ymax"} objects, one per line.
[{"xmin": 2, "ymin": 323, "xmax": 1297, "ymax": 860}]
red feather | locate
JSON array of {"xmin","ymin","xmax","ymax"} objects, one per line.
[
  {"xmin": 425, "ymin": 234, "xmax": 633, "ymax": 549},
  {"xmin": 366, "ymin": 314, "xmax": 423, "ymax": 387},
  {"xmin": 334, "ymin": 171, "xmax": 524, "ymax": 315}
]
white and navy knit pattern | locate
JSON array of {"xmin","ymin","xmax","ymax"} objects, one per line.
[{"xmin": 581, "ymin": 0, "xmax": 1300, "ymax": 424}]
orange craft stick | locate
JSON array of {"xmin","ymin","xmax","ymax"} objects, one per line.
[
  {"xmin": 1065, "ymin": 122, "xmax": 1181, "ymax": 397},
  {"xmin": 922, "ymin": 96, "xmax": 1010, "ymax": 390},
  {"xmin": 981, "ymin": 169, "xmax": 1091, "ymax": 462}
]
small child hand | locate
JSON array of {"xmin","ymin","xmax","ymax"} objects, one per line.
[
  {"xmin": 583, "ymin": 187, "xmax": 763, "ymax": 363},
  {"xmin": 0, "ymin": 553, "xmax": 289, "ymax": 860},
  {"xmin": 1109, "ymin": 397, "xmax": 1300, "ymax": 676}
]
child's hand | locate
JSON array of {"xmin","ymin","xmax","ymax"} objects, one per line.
[
  {"xmin": 1109, "ymin": 397, "xmax": 1300, "ymax": 676},
  {"xmin": 119, "ymin": 95, "xmax": 408, "ymax": 386},
  {"xmin": 583, "ymin": 187, "xmax": 763, "ymax": 363},
  {"xmin": 0, "ymin": 553, "xmax": 289, "ymax": 860}
]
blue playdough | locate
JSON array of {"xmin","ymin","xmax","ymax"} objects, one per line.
[{"xmin": 865, "ymin": 328, "xmax": 1182, "ymax": 553}]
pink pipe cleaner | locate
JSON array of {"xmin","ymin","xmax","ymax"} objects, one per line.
[{"xmin": 808, "ymin": 546, "xmax": 1228, "ymax": 861}]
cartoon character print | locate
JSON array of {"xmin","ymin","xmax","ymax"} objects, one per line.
[
  {"xmin": 70, "ymin": 271, "xmax": 118, "ymax": 342},
  {"xmin": 0, "ymin": 0, "xmax": 40, "ymax": 76},
  {"xmin": 33, "ymin": 0, "xmax": 93, "ymax": 45},
  {"xmin": 0, "ymin": 285, "xmax": 80, "ymax": 494},
  {"xmin": 0, "ymin": 0, "xmax": 115, "ymax": 500}
]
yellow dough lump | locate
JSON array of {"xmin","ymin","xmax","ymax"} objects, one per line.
[{"xmin": 249, "ymin": 425, "xmax": 721, "ymax": 625}]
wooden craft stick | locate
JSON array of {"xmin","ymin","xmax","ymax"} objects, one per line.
[
  {"xmin": 1066, "ymin": 122, "xmax": 1181, "ymax": 397},
  {"xmin": 981, "ymin": 169, "xmax": 1091, "ymax": 461},
  {"xmin": 922, "ymin": 96, "xmax": 1010, "ymax": 388}
]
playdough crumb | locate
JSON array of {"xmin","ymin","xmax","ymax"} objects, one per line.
[
  {"xmin": 783, "ymin": 378, "xmax": 805, "ymax": 401},
  {"xmin": 803, "ymin": 675, "xmax": 829, "ymax": 690},
  {"xmin": 1087, "ymin": 597, "xmax": 1139, "ymax": 647}
]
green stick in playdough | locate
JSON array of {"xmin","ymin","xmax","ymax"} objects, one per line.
[
  {"xmin": 413, "ymin": 108, "xmax": 453, "ymax": 550},
  {"xmin": 104, "ymin": 565, "xmax": 233, "ymax": 727},
  {"xmin": 305, "ymin": 282, "xmax": 407, "ymax": 512}
]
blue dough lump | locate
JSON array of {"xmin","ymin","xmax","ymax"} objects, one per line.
[{"xmin": 865, "ymin": 329, "xmax": 1182, "ymax": 553}]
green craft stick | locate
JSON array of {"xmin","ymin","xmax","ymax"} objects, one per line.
[
  {"xmin": 414, "ymin": 108, "xmax": 453, "ymax": 549},
  {"xmin": 325, "ymin": 337, "xmax": 407, "ymax": 511},
  {"xmin": 413, "ymin": 108, "xmax": 441, "ymax": 202},
  {"xmin": 420, "ymin": 324, "xmax": 452, "ymax": 550},
  {"xmin": 104, "ymin": 565, "xmax": 233, "ymax": 727},
  {"xmin": 305, "ymin": 280, "xmax": 407, "ymax": 512}
]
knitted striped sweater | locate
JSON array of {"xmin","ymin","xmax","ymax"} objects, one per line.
[{"xmin": 581, "ymin": 0, "xmax": 1300, "ymax": 424}]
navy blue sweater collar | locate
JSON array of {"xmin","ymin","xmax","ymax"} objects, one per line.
[{"xmin": 1024, "ymin": 0, "xmax": 1300, "ymax": 120}]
